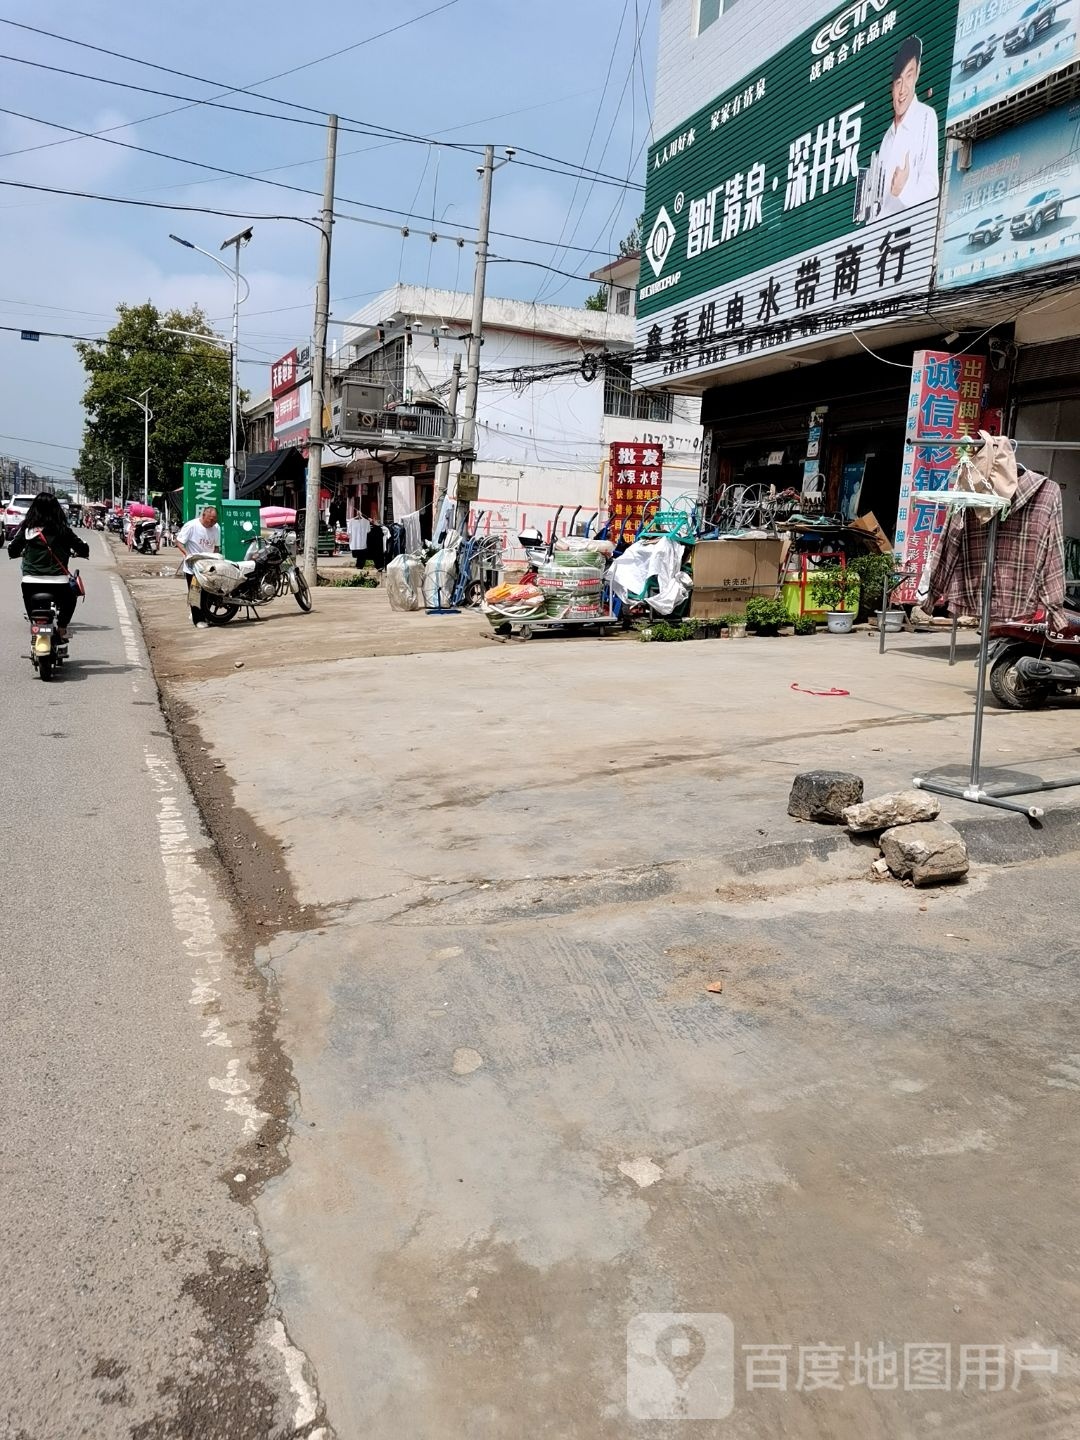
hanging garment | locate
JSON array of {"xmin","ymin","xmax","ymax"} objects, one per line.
[
  {"xmin": 401, "ymin": 510, "xmax": 423, "ymax": 555},
  {"xmin": 366, "ymin": 525, "xmax": 386, "ymax": 571},
  {"xmin": 929, "ymin": 466, "xmax": 1065, "ymax": 628},
  {"xmin": 954, "ymin": 432, "xmax": 1019, "ymax": 521},
  {"xmin": 391, "ymin": 473, "xmax": 416, "ymax": 519},
  {"xmin": 347, "ymin": 517, "xmax": 370, "ymax": 552}
]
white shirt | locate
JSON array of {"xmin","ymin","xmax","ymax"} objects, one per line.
[
  {"xmin": 177, "ymin": 518, "xmax": 220, "ymax": 575},
  {"xmin": 878, "ymin": 97, "xmax": 940, "ymax": 217}
]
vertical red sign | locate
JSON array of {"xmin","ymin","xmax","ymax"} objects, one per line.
[
  {"xmin": 608, "ymin": 441, "xmax": 664, "ymax": 540},
  {"xmin": 894, "ymin": 350, "xmax": 987, "ymax": 601}
]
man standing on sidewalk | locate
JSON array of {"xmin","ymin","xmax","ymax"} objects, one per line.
[{"xmin": 175, "ymin": 505, "xmax": 220, "ymax": 629}]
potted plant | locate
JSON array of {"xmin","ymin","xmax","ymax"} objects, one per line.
[
  {"xmin": 726, "ymin": 611, "xmax": 747, "ymax": 638},
  {"xmin": 793, "ymin": 614, "xmax": 817, "ymax": 635},
  {"xmin": 810, "ymin": 565, "xmax": 860, "ymax": 633},
  {"xmin": 849, "ymin": 552, "xmax": 903, "ymax": 629},
  {"xmin": 745, "ymin": 596, "xmax": 791, "ymax": 636}
]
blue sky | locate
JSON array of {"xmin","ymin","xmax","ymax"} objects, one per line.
[{"xmin": 0, "ymin": 0, "xmax": 654, "ymax": 485}]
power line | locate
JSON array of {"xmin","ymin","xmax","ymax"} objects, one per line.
[
  {"xmin": 0, "ymin": 26, "xmax": 641, "ymax": 190},
  {"xmin": 0, "ymin": 177, "xmax": 322, "ymax": 225},
  {"xmin": 0, "ymin": 96, "xmax": 638, "ymax": 255}
]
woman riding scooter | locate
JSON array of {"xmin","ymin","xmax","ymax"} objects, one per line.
[{"xmin": 8, "ymin": 492, "xmax": 90, "ymax": 640}]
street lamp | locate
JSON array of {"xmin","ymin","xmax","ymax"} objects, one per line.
[
  {"xmin": 169, "ymin": 227, "xmax": 252, "ymax": 500},
  {"xmin": 123, "ymin": 388, "xmax": 152, "ymax": 505}
]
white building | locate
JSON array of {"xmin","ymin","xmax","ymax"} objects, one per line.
[{"xmin": 329, "ymin": 279, "xmax": 701, "ymax": 554}]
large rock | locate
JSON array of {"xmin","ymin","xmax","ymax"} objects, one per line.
[
  {"xmin": 843, "ymin": 789, "xmax": 941, "ymax": 833},
  {"xmin": 787, "ymin": 770, "xmax": 864, "ymax": 824},
  {"xmin": 880, "ymin": 821, "xmax": 969, "ymax": 886}
]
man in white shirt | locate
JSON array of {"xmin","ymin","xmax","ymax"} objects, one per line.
[
  {"xmin": 176, "ymin": 505, "xmax": 220, "ymax": 629},
  {"xmin": 878, "ymin": 35, "xmax": 940, "ymax": 218}
]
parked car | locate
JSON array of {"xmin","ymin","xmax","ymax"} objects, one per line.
[
  {"xmin": 969, "ymin": 213, "xmax": 1006, "ymax": 245},
  {"xmin": 1011, "ymin": 188, "xmax": 1064, "ymax": 236},
  {"xmin": 2, "ymin": 493, "xmax": 35, "ymax": 542},
  {"xmin": 1004, "ymin": 0, "xmax": 1061, "ymax": 52},
  {"xmin": 961, "ymin": 37, "xmax": 998, "ymax": 70}
]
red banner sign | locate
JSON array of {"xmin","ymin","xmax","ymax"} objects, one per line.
[
  {"xmin": 271, "ymin": 348, "xmax": 298, "ymax": 398},
  {"xmin": 608, "ymin": 441, "xmax": 664, "ymax": 540},
  {"xmin": 894, "ymin": 350, "xmax": 987, "ymax": 602}
]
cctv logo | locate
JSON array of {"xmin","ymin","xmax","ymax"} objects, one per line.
[{"xmin": 812, "ymin": 0, "xmax": 892, "ymax": 53}]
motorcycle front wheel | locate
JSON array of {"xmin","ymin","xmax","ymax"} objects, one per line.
[
  {"xmin": 202, "ymin": 594, "xmax": 240, "ymax": 625},
  {"xmin": 294, "ymin": 572, "xmax": 313, "ymax": 612}
]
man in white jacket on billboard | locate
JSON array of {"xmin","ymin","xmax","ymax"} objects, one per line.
[{"xmin": 878, "ymin": 34, "xmax": 940, "ymax": 217}]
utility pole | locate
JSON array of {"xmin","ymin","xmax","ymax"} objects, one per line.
[
  {"xmin": 110, "ymin": 459, "xmax": 115, "ymax": 509},
  {"xmin": 303, "ymin": 114, "xmax": 338, "ymax": 588},
  {"xmin": 455, "ymin": 145, "xmax": 495, "ymax": 517},
  {"xmin": 433, "ymin": 352, "xmax": 462, "ymax": 530}
]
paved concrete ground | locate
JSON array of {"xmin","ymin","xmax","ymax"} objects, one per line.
[
  {"xmin": 130, "ymin": 580, "xmax": 1080, "ymax": 1437},
  {"xmin": 0, "ymin": 535, "xmax": 326, "ymax": 1438}
]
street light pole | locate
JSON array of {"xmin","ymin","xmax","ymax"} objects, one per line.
[
  {"xmin": 123, "ymin": 389, "xmax": 153, "ymax": 504},
  {"xmin": 168, "ymin": 228, "xmax": 252, "ymax": 499}
]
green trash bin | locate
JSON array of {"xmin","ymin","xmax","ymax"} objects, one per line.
[{"xmin": 218, "ymin": 500, "xmax": 262, "ymax": 562}]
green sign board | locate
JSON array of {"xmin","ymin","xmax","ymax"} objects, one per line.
[
  {"xmin": 182, "ymin": 462, "xmax": 224, "ymax": 522},
  {"xmin": 635, "ymin": 0, "xmax": 959, "ymax": 386}
]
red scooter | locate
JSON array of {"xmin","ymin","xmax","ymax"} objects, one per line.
[{"xmin": 988, "ymin": 599, "xmax": 1080, "ymax": 708}]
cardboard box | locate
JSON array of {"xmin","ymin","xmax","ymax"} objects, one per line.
[
  {"xmin": 851, "ymin": 511, "xmax": 893, "ymax": 555},
  {"xmin": 691, "ymin": 538, "xmax": 784, "ymax": 591},
  {"xmin": 690, "ymin": 538, "xmax": 784, "ymax": 619},
  {"xmin": 690, "ymin": 585, "xmax": 777, "ymax": 619}
]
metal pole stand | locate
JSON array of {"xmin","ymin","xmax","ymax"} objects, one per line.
[{"xmin": 911, "ymin": 507, "xmax": 1080, "ymax": 820}]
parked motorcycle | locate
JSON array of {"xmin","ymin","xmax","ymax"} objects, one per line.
[
  {"xmin": 988, "ymin": 600, "xmax": 1080, "ymax": 708},
  {"xmin": 190, "ymin": 530, "xmax": 312, "ymax": 623},
  {"xmin": 26, "ymin": 590, "xmax": 70, "ymax": 681},
  {"xmin": 133, "ymin": 517, "xmax": 159, "ymax": 554}
]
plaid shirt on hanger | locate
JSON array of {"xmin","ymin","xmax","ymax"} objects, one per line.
[{"xmin": 929, "ymin": 467, "xmax": 1066, "ymax": 628}]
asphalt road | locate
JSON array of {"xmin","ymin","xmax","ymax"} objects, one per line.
[{"xmin": 0, "ymin": 533, "xmax": 320, "ymax": 1439}]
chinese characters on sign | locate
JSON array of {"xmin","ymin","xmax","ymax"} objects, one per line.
[
  {"xmin": 894, "ymin": 350, "xmax": 988, "ymax": 599},
  {"xmin": 810, "ymin": 6, "xmax": 897, "ymax": 81},
  {"xmin": 182, "ymin": 462, "xmax": 224, "ymax": 522},
  {"xmin": 608, "ymin": 442, "xmax": 665, "ymax": 539},
  {"xmin": 271, "ymin": 348, "xmax": 298, "ymax": 398}
]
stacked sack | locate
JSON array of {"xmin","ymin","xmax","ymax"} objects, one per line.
[
  {"xmin": 482, "ymin": 581, "xmax": 546, "ymax": 626},
  {"xmin": 536, "ymin": 548, "xmax": 606, "ymax": 620}
]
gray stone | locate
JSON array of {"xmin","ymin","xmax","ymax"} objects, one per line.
[
  {"xmin": 880, "ymin": 821, "xmax": 969, "ymax": 887},
  {"xmin": 843, "ymin": 789, "xmax": 941, "ymax": 833},
  {"xmin": 787, "ymin": 770, "xmax": 864, "ymax": 824}
]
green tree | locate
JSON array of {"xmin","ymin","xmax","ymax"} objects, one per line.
[
  {"xmin": 583, "ymin": 215, "xmax": 644, "ymax": 311},
  {"xmin": 75, "ymin": 303, "xmax": 233, "ymax": 503},
  {"xmin": 72, "ymin": 440, "xmax": 114, "ymax": 501}
]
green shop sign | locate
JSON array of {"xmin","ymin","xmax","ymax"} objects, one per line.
[
  {"xmin": 635, "ymin": 0, "xmax": 959, "ymax": 386},
  {"xmin": 182, "ymin": 461, "xmax": 224, "ymax": 522}
]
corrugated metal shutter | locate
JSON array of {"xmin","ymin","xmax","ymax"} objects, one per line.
[{"xmin": 1015, "ymin": 338, "xmax": 1080, "ymax": 385}]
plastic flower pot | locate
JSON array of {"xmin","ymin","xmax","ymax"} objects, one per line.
[
  {"xmin": 872, "ymin": 609, "xmax": 905, "ymax": 632},
  {"xmin": 826, "ymin": 611, "xmax": 855, "ymax": 634},
  {"xmin": 729, "ymin": 622, "xmax": 747, "ymax": 638}
]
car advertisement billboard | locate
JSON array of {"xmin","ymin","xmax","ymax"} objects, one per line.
[
  {"xmin": 634, "ymin": 0, "xmax": 959, "ymax": 388},
  {"xmin": 936, "ymin": 98, "xmax": 1080, "ymax": 287},
  {"xmin": 948, "ymin": 0, "xmax": 1080, "ymax": 126}
]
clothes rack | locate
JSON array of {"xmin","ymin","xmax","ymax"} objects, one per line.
[{"xmin": 908, "ymin": 436, "xmax": 1080, "ymax": 820}]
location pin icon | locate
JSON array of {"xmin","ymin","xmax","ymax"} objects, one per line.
[{"xmin": 654, "ymin": 1321, "xmax": 708, "ymax": 1403}]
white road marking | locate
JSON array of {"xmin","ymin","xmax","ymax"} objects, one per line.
[
  {"xmin": 144, "ymin": 748, "xmax": 268, "ymax": 1136},
  {"xmin": 110, "ymin": 577, "xmax": 143, "ymax": 672}
]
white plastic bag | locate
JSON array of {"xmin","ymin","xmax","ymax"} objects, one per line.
[
  {"xmin": 385, "ymin": 553, "xmax": 425, "ymax": 611},
  {"xmin": 607, "ymin": 537, "xmax": 688, "ymax": 615},
  {"xmin": 191, "ymin": 555, "xmax": 243, "ymax": 596},
  {"xmin": 423, "ymin": 545, "xmax": 459, "ymax": 607}
]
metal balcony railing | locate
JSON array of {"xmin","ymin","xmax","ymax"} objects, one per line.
[{"xmin": 381, "ymin": 405, "xmax": 454, "ymax": 445}]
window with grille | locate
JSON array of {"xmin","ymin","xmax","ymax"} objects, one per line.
[
  {"xmin": 615, "ymin": 286, "xmax": 632, "ymax": 316},
  {"xmin": 603, "ymin": 360, "xmax": 674, "ymax": 421}
]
